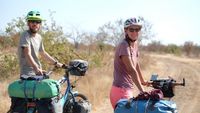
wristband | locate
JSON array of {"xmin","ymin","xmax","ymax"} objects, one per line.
[{"xmin": 54, "ymin": 61, "xmax": 58, "ymax": 65}]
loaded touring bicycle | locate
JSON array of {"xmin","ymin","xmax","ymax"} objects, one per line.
[
  {"xmin": 7, "ymin": 59, "xmax": 91, "ymax": 113},
  {"xmin": 114, "ymin": 74, "xmax": 185, "ymax": 113}
]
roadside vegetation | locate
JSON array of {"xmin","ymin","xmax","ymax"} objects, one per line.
[
  {"xmin": 0, "ymin": 12, "xmax": 199, "ymax": 112},
  {"xmin": 1, "ymin": 12, "xmax": 199, "ymax": 80}
]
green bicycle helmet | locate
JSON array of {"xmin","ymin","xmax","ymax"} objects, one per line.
[{"xmin": 26, "ymin": 11, "xmax": 43, "ymax": 21}]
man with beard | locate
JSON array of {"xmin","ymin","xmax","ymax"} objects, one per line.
[{"xmin": 18, "ymin": 10, "xmax": 63, "ymax": 78}]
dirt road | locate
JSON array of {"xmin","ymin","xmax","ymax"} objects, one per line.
[
  {"xmin": 2, "ymin": 54, "xmax": 199, "ymax": 113},
  {"xmin": 92, "ymin": 54, "xmax": 200, "ymax": 113}
]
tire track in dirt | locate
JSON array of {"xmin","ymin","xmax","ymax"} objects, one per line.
[
  {"xmin": 175, "ymin": 63, "xmax": 200, "ymax": 113},
  {"xmin": 151, "ymin": 55, "xmax": 200, "ymax": 113}
]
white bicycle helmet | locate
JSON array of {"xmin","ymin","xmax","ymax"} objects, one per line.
[{"xmin": 124, "ymin": 17, "xmax": 142, "ymax": 28}]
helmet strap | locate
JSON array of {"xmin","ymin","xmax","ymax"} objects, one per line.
[{"xmin": 125, "ymin": 34, "xmax": 136, "ymax": 46}]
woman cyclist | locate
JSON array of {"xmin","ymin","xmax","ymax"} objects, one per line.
[{"xmin": 110, "ymin": 17, "xmax": 149, "ymax": 108}]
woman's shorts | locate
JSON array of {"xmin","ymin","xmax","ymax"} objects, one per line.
[{"xmin": 109, "ymin": 85, "xmax": 133, "ymax": 108}]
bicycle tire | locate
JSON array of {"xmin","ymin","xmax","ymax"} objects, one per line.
[{"xmin": 63, "ymin": 93, "xmax": 88, "ymax": 113}]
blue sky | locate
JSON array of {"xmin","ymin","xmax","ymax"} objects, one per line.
[{"xmin": 1, "ymin": 0, "xmax": 200, "ymax": 45}]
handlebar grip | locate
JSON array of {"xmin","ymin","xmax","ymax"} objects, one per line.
[
  {"xmin": 172, "ymin": 78, "xmax": 185, "ymax": 86},
  {"xmin": 62, "ymin": 64, "xmax": 68, "ymax": 69},
  {"xmin": 182, "ymin": 78, "xmax": 185, "ymax": 86},
  {"xmin": 148, "ymin": 78, "xmax": 185, "ymax": 87},
  {"xmin": 43, "ymin": 72, "xmax": 50, "ymax": 79}
]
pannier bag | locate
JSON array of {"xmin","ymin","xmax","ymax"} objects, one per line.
[
  {"xmin": 114, "ymin": 98, "xmax": 177, "ymax": 113},
  {"xmin": 8, "ymin": 79, "xmax": 60, "ymax": 98},
  {"xmin": 8, "ymin": 96, "xmax": 63, "ymax": 113}
]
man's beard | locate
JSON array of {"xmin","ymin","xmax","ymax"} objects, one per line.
[{"xmin": 29, "ymin": 28, "xmax": 39, "ymax": 34}]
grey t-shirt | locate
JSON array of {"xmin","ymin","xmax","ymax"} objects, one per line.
[
  {"xmin": 113, "ymin": 39, "xmax": 139, "ymax": 89},
  {"xmin": 18, "ymin": 30, "xmax": 44, "ymax": 76}
]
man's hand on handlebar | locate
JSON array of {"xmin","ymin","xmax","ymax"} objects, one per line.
[
  {"xmin": 55, "ymin": 62, "xmax": 63, "ymax": 68},
  {"xmin": 34, "ymin": 67, "xmax": 45, "ymax": 75}
]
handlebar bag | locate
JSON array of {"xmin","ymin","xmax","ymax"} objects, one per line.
[
  {"xmin": 115, "ymin": 99, "xmax": 177, "ymax": 113},
  {"xmin": 69, "ymin": 59, "xmax": 88, "ymax": 76},
  {"xmin": 8, "ymin": 79, "xmax": 60, "ymax": 99}
]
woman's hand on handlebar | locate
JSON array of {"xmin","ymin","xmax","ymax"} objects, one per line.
[{"xmin": 142, "ymin": 81, "xmax": 151, "ymax": 87}]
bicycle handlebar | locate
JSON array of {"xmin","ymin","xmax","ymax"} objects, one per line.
[
  {"xmin": 173, "ymin": 78, "xmax": 185, "ymax": 86},
  {"xmin": 148, "ymin": 78, "xmax": 185, "ymax": 87},
  {"xmin": 61, "ymin": 64, "xmax": 68, "ymax": 69},
  {"xmin": 147, "ymin": 76, "xmax": 185, "ymax": 98}
]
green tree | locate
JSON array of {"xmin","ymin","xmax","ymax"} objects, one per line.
[
  {"xmin": 165, "ymin": 44, "xmax": 181, "ymax": 55},
  {"xmin": 146, "ymin": 41, "xmax": 164, "ymax": 52},
  {"xmin": 65, "ymin": 27, "xmax": 87, "ymax": 49},
  {"xmin": 97, "ymin": 19, "xmax": 124, "ymax": 46},
  {"xmin": 139, "ymin": 17, "xmax": 155, "ymax": 42},
  {"xmin": 5, "ymin": 17, "xmax": 26, "ymax": 35}
]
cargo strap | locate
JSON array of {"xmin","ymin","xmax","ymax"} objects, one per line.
[
  {"xmin": 144, "ymin": 99, "xmax": 151, "ymax": 113},
  {"xmin": 23, "ymin": 80, "xmax": 37, "ymax": 100},
  {"xmin": 124, "ymin": 98, "xmax": 137, "ymax": 113},
  {"xmin": 124, "ymin": 98, "xmax": 156, "ymax": 113}
]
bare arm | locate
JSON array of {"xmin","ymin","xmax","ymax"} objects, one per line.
[
  {"xmin": 23, "ymin": 47, "xmax": 43, "ymax": 74},
  {"xmin": 121, "ymin": 55, "xmax": 144, "ymax": 92},
  {"xmin": 136, "ymin": 62, "xmax": 146, "ymax": 85},
  {"xmin": 40, "ymin": 50, "xmax": 63, "ymax": 67},
  {"xmin": 40, "ymin": 50, "xmax": 56, "ymax": 64}
]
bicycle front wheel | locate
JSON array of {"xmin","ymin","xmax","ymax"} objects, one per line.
[{"xmin": 63, "ymin": 93, "xmax": 90, "ymax": 113}]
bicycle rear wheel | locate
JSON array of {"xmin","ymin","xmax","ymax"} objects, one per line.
[{"xmin": 63, "ymin": 93, "xmax": 90, "ymax": 113}]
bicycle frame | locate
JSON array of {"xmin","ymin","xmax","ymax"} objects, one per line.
[
  {"xmin": 59, "ymin": 73, "xmax": 79, "ymax": 106},
  {"xmin": 41, "ymin": 65, "xmax": 81, "ymax": 104}
]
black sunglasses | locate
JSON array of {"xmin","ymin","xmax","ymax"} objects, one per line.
[
  {"xmin": 128, "ymin": 28, "xmax": 141, "ymax": 32},
  {"xmin": 28, "ymin": 20, "xmax": 41, "ymax": 24}
]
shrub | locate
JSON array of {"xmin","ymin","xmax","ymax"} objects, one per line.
[
  {"xmin": 165, "ymin": 44, "xmax": 181, "ymax": 56},
  {"xmin": 0, "ymin": 54, "xmax": 19, "ymax": 80}
]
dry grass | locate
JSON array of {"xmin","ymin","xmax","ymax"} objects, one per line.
[
  {"xmin": 1, "ymin": 52, "xmax": 200, "ymax": 113},
  {"xmin": 0, "ymin": 52, "xmax": 161, "ymax": 113},
  {"xmin": 0, "ymin": 80, "xmax": 11, "ymax": 113},
  {"xmin": 77, "ymin": 51, "xmax": 114, "ymax": 111},
  {"xmin": 78, "ymin": 67, "xmax": 113, "ymax": 111},
  {"xmin": 0, "ymin": 51, "xmax": 115, "ymax": 113}
]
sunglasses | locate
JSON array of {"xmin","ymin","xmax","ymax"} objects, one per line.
[
  {"xmin": 128, "ymin": 28, "xmax": 141, "ymax": 32},
  {"xmin": 28, "ymin": 20, "xmax": 42, "ymax": 24}
]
